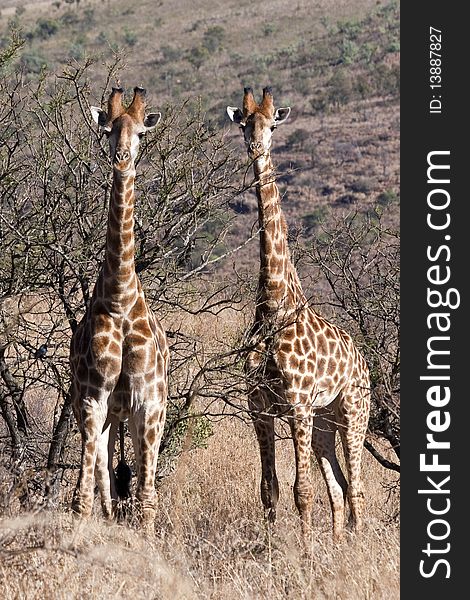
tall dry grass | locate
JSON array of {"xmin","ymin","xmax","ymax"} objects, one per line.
[
  {"xmin": 1, "ymin": 414, "xmax": 399, "ymax": 599},
  {"xmin": 1, "ymin": 309, "xmax": 399, "ymax": 599}
]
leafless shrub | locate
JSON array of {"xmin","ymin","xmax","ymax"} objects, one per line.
[{"xmin": 300, "ymin": 207, "xmax": 400, "ymax": 467}]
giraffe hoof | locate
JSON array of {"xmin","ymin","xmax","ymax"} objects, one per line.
[
  {"xmin": 140, "ymin": 520, "xmax": 155, "ymax": 535},
  {"xmin": 139, "ymin": 508, "xmax": 156, "ymax": 532}
]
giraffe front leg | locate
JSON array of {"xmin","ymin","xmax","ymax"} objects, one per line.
[
  {"xmin": 130, "ymin": 403, "xmax": 166, "ymax": 530},
  {"xmin": 72, "ymin": 401, "xmax": 106, "ymax": 518},
  {"xmin": 249, "ymin": 390, "xmax": 279, "ymax": 523},
  {"xmin": 289, "ymin": 399, "xmax": 315, "ymax": 540}
]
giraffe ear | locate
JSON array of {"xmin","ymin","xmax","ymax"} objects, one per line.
[
  {"xmin": 273, "ymin": 107, "xmax": 291, "ymax": 126},
  {"xmin": 143, "ymin": 112, "xmax": 161, "ymax": 130},
  {"xmin": 226, "ymin": 106, "xmax": 244, "ymax": 124},
  {"xmin": 90, "ymin": 106, "xmax": 108, "ymax": 127}
]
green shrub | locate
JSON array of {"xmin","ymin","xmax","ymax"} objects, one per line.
[
  {"xmin": 340, "ymin": 39, "xmax": 359, "ymax": 65},
  {"xmin": 338, "ymin": 18, "xmax": 362, "ymax": 39},
  {"xmin": 327, "ymin": 69, "xmax": 353, "ymax": 106},
  {"xmin": 287, "ymin": 128, "xmax": 310, "ymax": 149},
  {"xmin": 302, "ymin": 206, "xmax": 328, "ymax": 229},
  {"xmin": 387, "ymin": 40, "xmax": 400, "ymax": 53},
  {"xmin": 354, "ymin": 73, "xmax": 373, "ymax": 99},
  {"xmin": 187, "ymin": 45, "xmax": 209, "ymax": 69},
  {"xmin": 123, "ymin": 27, "xmax": 137, "ymax": 46},
  {"xmin": 263, "ymin": 23, "xmax": 276, "ymax": 37},
  {"xmin": 202, "ymin": 26, "xmax": 225, "ymax": 53},
  {"xmin": 310, "ymin": 94, "xmax": 328, "ymax": 114},
  {"xmin": 60, "ymin": 10, "xmax": 79, "ymax": 27},
  {"xmin": 361, "ymin": 42, "xmax": 377, "ymax": 64},
  {"xmin": 83, "ymin": 8, "xmax": 95, "ymax": 26},
  {"xmin": 0, "ymin": 31, "xmax": 25, "ymax": 70},
  {"xmin": 161, "ymin": 45, "xmax": 182, "ymax": 62},
  {"xmin": 377, "ymin": 189, "xmax": 399, "ymax": 206},
  {"xmin": 158, "ymin": 406, "xmax": 214, "ymax": 478},
  {"xmin": 20, "ymin": 50, "xmax": 47, "ymax": 74},
  {"xmin": 36, "ymin": 18, "xmax": 60, "ymax": 39},
  {"xmin": 96, "ymin": 31, "xmax": 108, "ymax": 45},
  {"xmin": 348, "ymin": 178, "xmax": 375, "ymax": 194},
  {"xmin": 370, "ymin": 63, "xmax": 400, "ymax": 96},
  {"xmin": 69, "ymin": 42, "xmax": 85, "ymax": 60},
  {"xmin": 336, "ymin": 194, "xmax": 357, "ymax": 206}
]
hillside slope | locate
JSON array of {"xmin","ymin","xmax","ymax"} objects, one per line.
[{"xmin": 1, "ymin": 0, "xmax": 399, "ymax": 268}]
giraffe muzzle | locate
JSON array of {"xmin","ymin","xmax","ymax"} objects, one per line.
[
  {"xmin": 114, "ymin": 149, "xmax": 131, "ymax": 165},
  {"xmin": 248, "ymin": 141, "xmax": 265, "ymax": 159}
]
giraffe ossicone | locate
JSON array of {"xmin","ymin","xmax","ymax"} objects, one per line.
[
  {"xmin": 70, "ymin": 86, "xmax": 168, "ymax": 528},
  {"xmin": 227, "ymin": 87, "xmax": 371, "ymax": 540}
]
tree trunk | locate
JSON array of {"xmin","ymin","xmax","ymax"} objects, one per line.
[
  {"xmin": 0, "ymin": 347, "xmax": 27, "ymax": 456},
  {"xmin": 45, "ymin": 392, "xmax": 74, "ymax": 500}
]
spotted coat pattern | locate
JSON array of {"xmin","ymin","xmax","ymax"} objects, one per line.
[
  {"xmin": 70, "ymin": 87, "xmax": 168, "ymax": 527},
  {"xmin": 228, "ymin": 88, "xmax": 370, "ymax": 540}
]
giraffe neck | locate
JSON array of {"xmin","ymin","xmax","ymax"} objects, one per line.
[
  {"xmin": 99, "ymin": 168, "xmax": 139, "ymax": 311},
  {"xmin": 254, "ymin": 157, "xmax": 306, "ymax": 317}
]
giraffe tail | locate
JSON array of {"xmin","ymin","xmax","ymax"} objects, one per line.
[{"xmin": 115, "ymin": 421, "xmax": 132, "ymax": 500}]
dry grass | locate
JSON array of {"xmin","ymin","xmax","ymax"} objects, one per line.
[
  {"xmin": 0, "ymin": 303, "xmax": 399, "ymax": 599},
  {"xmin": 1, "ymin": 415, "xmax": 399, "ymax": 599}
]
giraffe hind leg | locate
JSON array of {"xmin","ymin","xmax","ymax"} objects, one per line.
[
  {"xmin": 311, "ymin": 408, "xmax": 348, "ymax": 541},
  {"xmin": 289, "ymin": 398, "xmax": 315, "ymax": 539},
  {"xmin": 94, "ymin": 415, "xmax": 119, "ymax": 519},
  {"xmin": 337, "ymin": 384, "xmax": 370, "ymax": 534},
  {"xmin": 72, "ymin": 398, "xmax": 107, "ymax": 518},
  {"xmin": 248, "ymin": 389, "xmax": 279, "ymax": 523},
  {"xmin": 129, "ymin": 401, "xmax": 166, "ymax": 529}
]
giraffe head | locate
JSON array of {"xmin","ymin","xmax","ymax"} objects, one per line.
[
  {"xmin": 91, "ymin": 86, "xmax": 161, "ymax": 173},
  {"xmin": 227, "ymin": 87, "xmax": 290, "ymax": 171}
]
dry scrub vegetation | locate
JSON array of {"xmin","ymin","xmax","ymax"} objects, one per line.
[
  {"xmin": 0, "ymin": 311, "xmax": 399, "ymax": 599},
  {"xmin": 1, "ymin": 0, "xmax": 399, "ymax": 597},
  {"xmin": 1, "ymin": 347, "xmax": 399, "ymax": 600}
]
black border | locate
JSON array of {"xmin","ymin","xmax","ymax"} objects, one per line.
[{"xmin": 401, "ymin": 4, "xmax": 467, "ymax": 595}]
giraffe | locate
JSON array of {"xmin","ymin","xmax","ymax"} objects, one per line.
[
  {"xmin": 70, "ymin": 86, "xmax": 169, "ymax": 528},
  {"xmin": 227, "ymin": 87, "xmax": 370, "ymax": 540}
]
